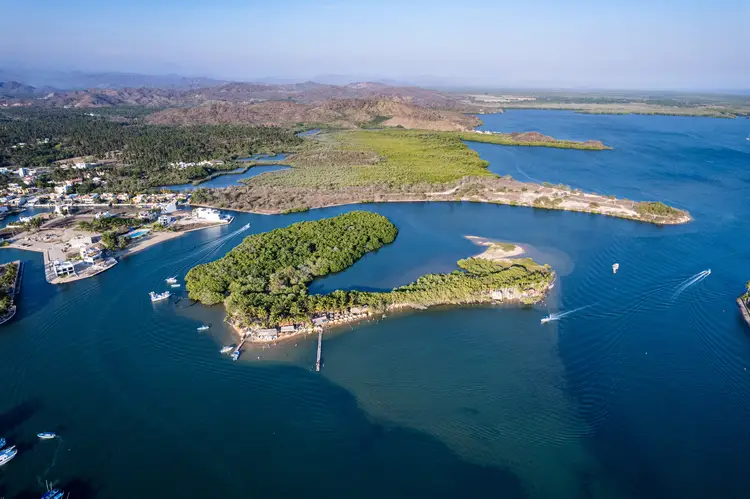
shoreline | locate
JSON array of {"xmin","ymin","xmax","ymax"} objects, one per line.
[
  {"xmin": 3, "ymin": 218, "xmax": 231, "ymax": 284},
  {"xmin": 0, "ymin": 261, "xmax": 22, "ymax": 325},
  {"xmin": 191, "ymin": 191, "xmax": 692, "ymax": 225},
  {"xmin": 738, "ymin": 298, "xmax": 750, "ymax": 328}
]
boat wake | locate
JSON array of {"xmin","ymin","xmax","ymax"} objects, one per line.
[
  {"xmin": 541, "ymin": 304, "xmax": 594, "ymax": 324},
  {"xmin": 672, "ymin": 269, "xmax": 711, "ymax": 299}
]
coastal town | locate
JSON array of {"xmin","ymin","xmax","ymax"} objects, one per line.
[{"xmin": 0, "ymin": 167, "xmax": 234, "ymax": 285}]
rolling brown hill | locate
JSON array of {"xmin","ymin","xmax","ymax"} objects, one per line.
[
  {"xmin": 145, "ymin": 98, "xmax": 480, "ymax": 131},
  {"xmin": 12, "ymin": 80, "xmax": 476, "ymax": 111}
]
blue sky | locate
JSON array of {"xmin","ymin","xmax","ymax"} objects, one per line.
[{"xmin": 2, "ymin": 0, "xmax": 749, "ymax": 89}]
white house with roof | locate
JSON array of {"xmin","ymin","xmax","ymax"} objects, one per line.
[{"xmin": 52, "ymin": 260, "xmax": 76, "ymax": 277}]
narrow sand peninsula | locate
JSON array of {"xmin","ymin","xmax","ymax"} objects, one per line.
[{"xmin": 465, "ymin": 235, "xmax": 525, "ymax": 261}]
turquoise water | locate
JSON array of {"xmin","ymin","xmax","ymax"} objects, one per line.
[
  {"xmin": 1, "ymin": 111, "xmax": 750, "ymax": 498},
  {"xmin": 124, "ymin": 229, "xmax": 150, "ymax": 239}
]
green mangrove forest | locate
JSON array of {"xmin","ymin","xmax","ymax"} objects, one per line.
[{"xmin": 185, "ymin": 211, "xmax": 554, "ymax": 328}]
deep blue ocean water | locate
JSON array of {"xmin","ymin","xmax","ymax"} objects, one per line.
[{"xmin": 1, "ymin": 111, "xmax": 749, "ymax": 498}]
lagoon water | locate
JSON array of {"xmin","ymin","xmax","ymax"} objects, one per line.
[{"xmin": 2, "ymin": 111, "xmax": 750, "ymax": 498}]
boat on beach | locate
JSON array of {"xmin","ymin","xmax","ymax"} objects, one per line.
[
  {"xmin": 197, "ymin": 325, "xmax": 210, "ymax": 331},
  {"xmin": 37, "ymin": 432, "xmax": 57, "ymax": 439},
  {"xmin": 149, "ymin": 291, "xmax": 171, "ymax": 302},
  {"xmin": 0, "ymin": 445, "xmax": 17, "ymax": 466}
]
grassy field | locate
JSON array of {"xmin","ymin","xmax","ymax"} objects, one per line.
[
  {"xmin": 252, "ymin": 129, "xmax": 496, "ymax": 188},
  {"xmin": 453, "ymin": 131, "xmax": 611, "ymax": 150}
]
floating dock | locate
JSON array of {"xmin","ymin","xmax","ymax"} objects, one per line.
[{"xmin": 315, "ymin": 330, "xmax": 323, "ymax": 372}]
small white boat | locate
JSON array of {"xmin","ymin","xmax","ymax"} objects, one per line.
[
  {"xmin": 231, "ymin": 349, "xmax": 241, "ymax": 361},
  {"xmin": 171, "ymin": 284, "xmax": 181, "ymax": 288},
  {"xmin": 541, "ymin": 316, "xmax": 552, "ymax": 324},
  {"xmin": 37, "ymin": 432, "xmax": 56, "ymax": 439},
  {"xmin": 165, "ymin": 277, "xmax": 178, "ymax": 284},
  {"xmin": 0, "ymin": 446, "xmax": 17, "ymax": 466},
  {"xmin": 197, "ymin": 325, "xmax": 210, "ymax": 332},
  {"xmin": 612, "ymin": 263, "xmax": 620, "ymax": 274},
  {"xmin": 149, "ymin": 291, "xmax": 171, "ymax": 302},
  {"xmin": 220, "ymin": 346, "xmax": 234, "ymax": 354}
]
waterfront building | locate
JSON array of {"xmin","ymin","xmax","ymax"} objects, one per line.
[
  {"xmin": 52, "ymin": 260, "xmax": 76, "ymax": 277},
  {"xmin": 80, "ymin": 246, "xmax": 103, "ymax": 264},
  {"xmin": 256, "ymin": 328, "xmax": 279, "ymax": 341},
  {"xmin": 280, "ymin": 325, "xmax": 296, "ymax": 335},
  {"xmin": 158, "ymin": 215, "xmax": 176, "ymax": 226},
  {"xmin": 193, "ymin": 207, "xmax": 223, "ymax": 222}
]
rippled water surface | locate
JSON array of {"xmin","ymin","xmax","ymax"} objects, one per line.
[{"xmin": 1, "ymin": 111, "xmax": 750, "ymax": 498}]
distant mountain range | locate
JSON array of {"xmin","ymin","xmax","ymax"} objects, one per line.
[
  {"xmin": 0, "ymin": 68, "xmax": 226, "ymax": 90},
  {"xmin": 0, "ymin": 79, "xmax": 475, "ymax": 112}
]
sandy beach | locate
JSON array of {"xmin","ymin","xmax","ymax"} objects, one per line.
[{"xmin": 465, "ymin": 235, "xmax": 525, "ymax": 261}]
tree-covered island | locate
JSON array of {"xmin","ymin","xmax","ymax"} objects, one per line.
[
  {"xmin": 185, "ymin": 211, "xmax": 555, "ymax": 333},
  {"xmin": 739, "ymin": 281, "xmax": 750, "ymax": 328}
]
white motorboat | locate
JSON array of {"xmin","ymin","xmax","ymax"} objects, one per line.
[{"xmin": 149, "ymin": 291, "xmax": 171, "ymax": 302}]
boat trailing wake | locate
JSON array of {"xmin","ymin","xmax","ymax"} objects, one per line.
[
  {"xmin": 541, "ymin": 304, "xmax": 594, "ymax": 324},
  {"xmin": 672, "ymin": 269, "xmax": 711, "ymax": 299}
]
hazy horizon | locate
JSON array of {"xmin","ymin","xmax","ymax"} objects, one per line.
[{"xmin": 3, "ymin": 0, "xmax": 749, "ymax": 91}]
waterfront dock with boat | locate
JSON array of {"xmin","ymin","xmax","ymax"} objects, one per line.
[{"xmin": 1, "ymin": 205, "xmax": 234, "ymax": 285}]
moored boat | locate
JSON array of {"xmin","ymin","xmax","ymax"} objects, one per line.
[
  {"xmin": 231, "ymin": 349, "xmax": 241, "ymax": 361},
  {"xmin": 197, "ymin": 325, "xmax": 210, "ymax": 331},
  {"xmin": 221, "ymin": 346, "xmax": 234, "ymax": 354},
  {"xmin": 171, "ymin": 284, "xmax": 181, "ymax": 288},
  {"xmin": 165, "ymin": 277, "xmax": 178, "ymax": 284},
  {"xmin": 37, "ymin": 432, "xmax": 57, "ymax": 439},
  {"xmin": 0, "ymin": 446, "xmax": 17, "ymax": 466},
  {"xmin": 41, "ymin": 489, "xmax": 65, "ymax": 499},
  {"xmin": 149, "ymin": 291, "xmax": 171, "ymax": 302}
]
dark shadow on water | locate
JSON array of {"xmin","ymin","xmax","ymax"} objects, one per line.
[
  {"xmin": 0, "ymin": 400, "xmax": 39, "ymax": 436},
  {"xmin": 219, "ymin": 363, "xmax": 528, "ymax": 499},
  {"xmin": 62, "ymin": 477, "xmax": 99, "ymax": 499}
]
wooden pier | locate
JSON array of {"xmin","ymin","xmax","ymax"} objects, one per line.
[{"xmin": 315, "ymin": 330, "xmax": 323, "ymax": 372}]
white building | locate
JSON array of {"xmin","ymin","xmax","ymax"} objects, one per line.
[
  {"xmin": 54, "ymin": 184, "xmax": 71, "ymax": 195},
  {"xmin": 94, "ymin": 211, "xmax": 112, "ymax": 220},
  {"xmin": 161, "ymin": 201, "xmax": 178, "ymax": 214},
  {"xmin": 158, "ymin": 215, "xmax": 176, "ymax": 226},
  {"xmin": 80, "ymin": 246, "xmax": 103, "ymax": 264},
  {"xmin": 52, "ymin": 260, "xmax": 76, "ymax": 277},
  {"xmin": 193, "ymin": 207, "xmax": 223, "ymax": 222}
]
